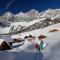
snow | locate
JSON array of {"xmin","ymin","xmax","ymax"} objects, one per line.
[
  {"xmin": 1, "ymin": 9, "xmax": 60, "ymax": 34},
  {"xmin": 1, "ymin": 9, "xmax": 60, "ymax": 23},
  {"xmin": 3, "ymin": 12, "xmax": 13, "ymax": 18},
  {"xmin": 0, "ymin": 23, "xmax": 60, "ymax": 60},
  {"xmin": 0, "ymin": 39, "xmax": 4, "ymax": 45},
  {"xmin": 0, "ymin": 35, "xmax": 13, "ymax": 42},
  {"xmin": 6, "ymin": 23, "xmax": 60, "ymax": 53},
  {"xmin": 20, "ymin": 23, "xmax": 60, "ymax": 38},
  {"xmin": 11, "ymin": 34, "xmax": 20, "ymax": 39},
  {"xmin": 12, "ymin": 42, "xmax": 24, "ymax": 47},
  {"xmin": 0, "ymin": 27, "xmax": 10, "ymax": 34},
  {"xmin": 14, "ymin": 8, "xmax": 60, "ymax": 21},
  {"xmin": 0, "ymin": 9, "xmax": 60, "ymax": 60},
  {"xmin": 0, "ymin": 17, "xmax": 46, "ymax": 34},
  {"xmin": 11, "ymin": 18, "xmax": 46, "ymax": 27},
  {"xmin": 6, "ymin": 23, "xmax": 60, "ymax": 52},
  {"xmin": 40, "ymin": 8, "xmax": 60, "ymax": 20},
  {"xmin": 51, "ymin": 14, "xmax": 60, "ymax": 20}
]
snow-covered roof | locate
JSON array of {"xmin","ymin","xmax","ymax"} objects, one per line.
[
  {"xmin": 2, "ymin": 35, "xmax": 13, "ymax": 42},
  {"xmin": 0, "ymin": 39, "xmax": 4, "ymax": 45}
]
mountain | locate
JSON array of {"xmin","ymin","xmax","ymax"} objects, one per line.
[
  {"xmin": 39, "ymin": 9, "xmax": 60, "ymax": 19},
  {"xmin": 1, "ymin": 8, "xmax": 60, "ymax": 22},
  {"xmin": 0, "ymin": 12, "xmax": 14, "ymax": 27},
  {"xmin": 0, "ymin": 9, "xmax": 60, "ymax": 60},
  {"xmin": 0, "ymin": 9, "xmax": 60, "ymax": 34},
  {"xmin": 15, "ymin": 9, "xmax": 39, "ymax": 22}
]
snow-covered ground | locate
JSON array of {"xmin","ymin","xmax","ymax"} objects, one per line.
[{"xmin": 0, "ymin": 23, "xmax": 60, "ymax": 60}]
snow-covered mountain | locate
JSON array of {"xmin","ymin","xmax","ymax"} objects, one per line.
[
  {"xmin": 40, "ymin": 9, "xmax": 60, "ymax": 19},
  {"xmin": 1, "ymin": 8, "xmax": 60, "ymax": 22},
  {"xmin": 0, "ymin": 9, "xmax": 60, "ymax": 34}
]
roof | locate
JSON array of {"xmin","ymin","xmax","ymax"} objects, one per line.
[
  {"xmin": 28, "ymin": 35, "xmax": 35, "ymax": 38},
  {"xmin": 0, "ymin": 39, "xmax": 4, "ymax": 45}
]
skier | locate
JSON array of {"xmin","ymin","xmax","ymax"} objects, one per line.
[
  {"xmin": 39, "ymin": 40, "xmax": 43, "ymax": 50},
  {"xmin": 34, "ymin": 43, "xmax": 39, "ymax": 50}
]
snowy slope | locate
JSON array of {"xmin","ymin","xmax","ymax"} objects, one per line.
[
  {"xmin": 0, "ymin": 27, "xmax": 11, "ymax": 34},
  {"xmin": 20, "ymin": 23, "xmax": 60, "ymax": 38},
  {"xmin": 7, "ymin": 23, "xmax": 60, "ymax": 52},
  {"xmin": 0, "ymin": 23, "xmax": 60, "ymax": 60}
]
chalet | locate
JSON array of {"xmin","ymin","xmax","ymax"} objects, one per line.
[
  {"xmin": 38, "ymin": 35, "xmax": 47, "ymax": 39},
  {"xmin": 0, "ymin": 39, "xmax": 12, "ymax": 50},
  {"xmin": 27, "ymin": 35, "xmax": 35, "ymax": 42}
]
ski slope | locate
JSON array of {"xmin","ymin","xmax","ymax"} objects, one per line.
[
  {"xmin": 0, "ymin": 23, "xmax": 60, "ymax": 60},
  {"xmin": 9, "ymin": 23, "xmax": 60, "ymax": 52}
]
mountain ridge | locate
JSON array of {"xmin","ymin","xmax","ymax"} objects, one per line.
[{"xmin": 0, "ymin": 9, "xmax": 60, "ymax": 34}]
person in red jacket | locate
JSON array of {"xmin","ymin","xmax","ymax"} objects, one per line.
[{"xmin": 34, "ymin": 43, "xmax": 39, "ymax": 50}]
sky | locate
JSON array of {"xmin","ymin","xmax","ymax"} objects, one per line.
[{"xmin": 0, "ymin": 0, "xmax": 60, "ymax": 15}]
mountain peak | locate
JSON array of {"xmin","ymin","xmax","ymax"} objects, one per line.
[{"xmin": 27, "ymin": 9, "xmax": 39, "ymax": 14}]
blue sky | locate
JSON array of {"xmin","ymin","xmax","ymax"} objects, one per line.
[{"xmin": 0, "ymin": 0, "xmax": 60, "ymax": 15}]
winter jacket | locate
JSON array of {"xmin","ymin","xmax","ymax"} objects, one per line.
[
  {"xmin": 39, "ymin": 40, "xmax": 43, "ymax": 50},
  {"xmin": 34, "ymin": 43, "xmax": 39, "ymax": 49}
]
